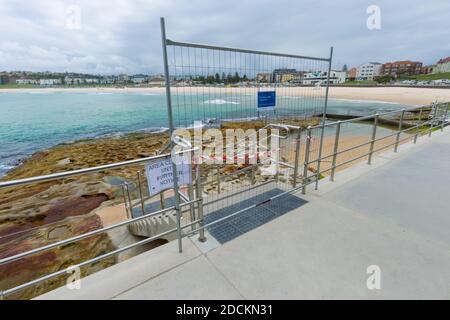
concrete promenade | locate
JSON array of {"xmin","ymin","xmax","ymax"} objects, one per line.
[{"xmin": 38, "ymin": 129, "xmax": 450, "ymax": 299}]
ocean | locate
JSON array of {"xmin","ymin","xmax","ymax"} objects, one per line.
[{"xmin": 0, "ymin": 91, "xmax": 406, "ymax": 177}]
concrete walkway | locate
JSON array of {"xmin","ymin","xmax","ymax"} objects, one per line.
[{"xmin": 38, "ymin": 130, "xmax": 450, "ymax": 300}]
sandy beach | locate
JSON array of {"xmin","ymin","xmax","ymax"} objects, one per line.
[{"xmin": 1, "ymin": 86, "xmax": 449, "ymax": 106}]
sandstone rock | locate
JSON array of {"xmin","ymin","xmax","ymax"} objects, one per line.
[
  {"xmin": 56, "ymin": 158, "xmax": 72, "ymax": 166},
  {"xmin": 138, "ymin": 152, "xmax": 151, "ymax": 158}
]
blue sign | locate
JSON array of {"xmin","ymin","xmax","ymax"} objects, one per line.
[{"xmin": 257, "ymin": 91, "xmax": 276, "ymax": 109}]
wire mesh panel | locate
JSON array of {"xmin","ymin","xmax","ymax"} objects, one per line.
[{"xmin": 165, "ymin": 41, "xmax": 331, "ymax": 127}]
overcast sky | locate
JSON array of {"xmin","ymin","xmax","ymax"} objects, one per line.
[{"xmin": 0, "ymin": 0, "xmax": 449, "ymax": 74}]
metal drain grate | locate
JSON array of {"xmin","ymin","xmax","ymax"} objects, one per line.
[{"xmin": 204, "ymin": 189, "xmax": 307, "ymax": 244}]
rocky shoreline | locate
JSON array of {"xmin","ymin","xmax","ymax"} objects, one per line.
[{"xmin": 0, "ymin": 130, "xmax": 170, "ymax": 299}]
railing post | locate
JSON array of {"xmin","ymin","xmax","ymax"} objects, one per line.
[
  {"xmin": 125, "ymin": 183, "xmax": 133, "ymax": 218},
  {"xmin": 160, "ymin": 192, "xmax": 165, "ymax": 209},
  {"xmin": 161, "ymin": 17, "xmax": 182, "ymax": 253},
  {"xmin": 195, "ymin": 164, "xmax": 206, "ymax": 242},
  {"xmin": 368, "ymin": 114, "xmax": 379, "ymax": 164},
  {"xmin": 121, "ymin": 184, "xmax": 131, "ymax": 219},
  {"xmin": 315, "ymin": 123, "xmax": 325, "ymax": 190},
  {"xmin": 274, "ymin": 130, "xmax": 280, "ymax": 183},
  {"xmin": 441, "ymin": 103, "xmax": 448, "ymax": 132},
  {"xmin": 293, "ymin": 127, "xmax": 302, "ymax": 187},
  {"xmin": 302, "ymin": 126, "xmax": 312, "ymax": 195},
  {"xmin": 394, "ymin": 109, "xmax": 405, "ymax": 152},
  {"xmin": 216, "ymin": 166, "xmax": 221, "ymax": 194},
  {"xmin": 429, "ymin": 103, "xmax": 438, "ymax": 137},
  {"xmin": 250, "ymin": 165, "xmax": 256, "ymax": 185},
  {"xmin": 414, "ymin": 107, "xmax": 423, "ymax": 144},
  {"xmin": 188, "ymin": 179, "xmax": 195, "ymax": 232},
  {"xmin": 330, "ymin": 121, "xmax": 341, "ymax": 181},
  {"xmin": 136, "ymin": 171, "xmax": 146, "ymax": 216}
]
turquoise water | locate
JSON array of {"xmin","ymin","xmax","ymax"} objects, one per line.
[{"xmin": 0, "ymin": 91, "xmax": 405, "ymax": 176}]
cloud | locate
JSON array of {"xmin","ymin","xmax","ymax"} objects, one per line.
[{"xmin": 0, "ymin": 0, "xmax": 449, "ymax": 74}]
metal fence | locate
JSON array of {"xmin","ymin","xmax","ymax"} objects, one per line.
[
  {"xmin": 159, "ymin": 16, "xmax": 333, "ymax": 244},
  {"xmin": 0, "ymin": 17, "xmax": 448, "ymax": 299},
  {"xmin": 161, "ymin": 19, "xmax": 333, "ymax": 125}
]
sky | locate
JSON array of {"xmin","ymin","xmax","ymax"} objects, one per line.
[{"xmin": 0, "ymin": 0, "xmax": 449, "ymax": 75}]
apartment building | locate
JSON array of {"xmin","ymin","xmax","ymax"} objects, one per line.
[
  {"xmin": 272, "ymin": 69, "xmax": 302, "ymax": 83},
  {"xmin": 16, "ymin": 79, "xmax": 38, "ymax": 85},
  {"xmin": 39, "ymin": 79, "xmax": 62, "ymax": 86},
  {"xmin": 433, "ymin": 57, "xmax": 450, "ymax": 73},
  {"xmin": 302, "ymin": 70, "xmax": 346, "ymax": 85},
  {"xmin": 346, "ymin": 67, "xmax": 357, "ymax": 81},
  {"xmin": 381, "ymin": 61, "xmax": 423, "ymax": 77},
  {"xmin": 356, "ymin": 62, "xmax": 381, "ymax": 81}
]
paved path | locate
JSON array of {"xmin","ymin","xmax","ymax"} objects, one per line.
[{"xmin": 38, "ymin": 130, "xmax": 450, "ymax": 299}]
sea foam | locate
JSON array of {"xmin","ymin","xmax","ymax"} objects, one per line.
[{"xmin": 203, "ymin": 99, "xmax": 239, "ymax": 105}]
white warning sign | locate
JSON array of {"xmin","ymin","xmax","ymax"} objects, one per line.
[{"xmin": 145, "ymin": 157, "xmax": 192, "ymax": 196}]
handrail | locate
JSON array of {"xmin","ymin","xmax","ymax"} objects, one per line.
[
  {"xmin": 0, "ymin": 198, "xmax": 198, "ymax": 267},
  {"xmin": 0, "ymin": 147, "xmax": 197, "ymax": 189},
  {"xmin": 310, "ymin": 103, "xmax": 436, "ymax": 129},
  {"xmin": 308, "ymin": 117, "xmax": 435, "ymax": 164}
]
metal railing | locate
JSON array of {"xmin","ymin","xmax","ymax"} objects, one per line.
[
  {"xmin": 303, "ymin": 102, "xmax": 449, "ymax": 190},
  {"xmin": 0, "ymin": 148, "xmax": 200, "ymax": 299}
]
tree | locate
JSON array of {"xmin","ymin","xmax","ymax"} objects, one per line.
[
  {"xmin": 206, "ymin": 75, "xmax": 215, "ymax": 84},
  {"xmin": 197, "ymin": 75, "xmax": 205, "ymax": 83},
  {"xmin": 226, "ymin": 73, "xmax": 232, "ymax": 84},
  {"xmin": 233, "ymin": 72, "xmax": 240, "ymax": 83},
  {"xmin": 215, "ymin": 73, "xmax": 220, "ymax": 83},
  {"xmin": 342, "ymin": 64, "xmax": 348, "ymax": 72}
]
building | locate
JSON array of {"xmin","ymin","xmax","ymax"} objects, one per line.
[
  {"xmin": 272, "ymin": 69, "xmax": 301, "ymax": 83},
  {"xmin": 356, "ymin": 62, "xmax": 382, "ymax": 81},
  {"xmin": 0, "ymin": 73, "xmax": 8, "ymax": 85},
  {"xmin": 118, "ymin": 74, "xmax": 129, "ymax": 83},
  {"xmin": 346, "ymin": 67, "xmax": 357, "ymax": 81},
  {"xmin": 421, "ymin": 65, "xmax": 435, "ymax": 75},
  {"xmin": 64, "ymin": 77, "xmax": 85, "ymax": 85},
  {"xmin": 381, "ymin": 61, "xmax": 423, "ymax": 78},
  {"xmin": 85, "ymin": 78, "xmax": 99, "ymax": 84},
  {"xmin": 16, "ymin": 79, "xmax": 38, "ymax": 85},
  {"xmin": 7, "ymin": 76, "xmax": 18, "ymax": 84},
  {"xmin": 256, "ymin": 73, "xmax": 271, "ymax": 82},
  {"xmin": 130, "ymin": 74, "xmax": 149, "ymax": 84},
  {"xmin": 148, "ymin": 76, "xmax": 165, "ymax": 87},
  {"xmin": 39, "ymin": 79, "xmax": 62, "ymax": 86},
  {"xmin": 302, "ymin": 70, "xmax": 346, "ymax": 85},
  {"xmin": 433, "ymin": 57, "xmax": 450, "ymax": 74},
  {"xmin": 100, "ymin": 76, "xmax": 115, "ymax": 85}
]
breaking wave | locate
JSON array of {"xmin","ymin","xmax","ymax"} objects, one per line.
[{"xmin": 203, "ymin": 99, "xmax": 239, "ymax": 105}]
